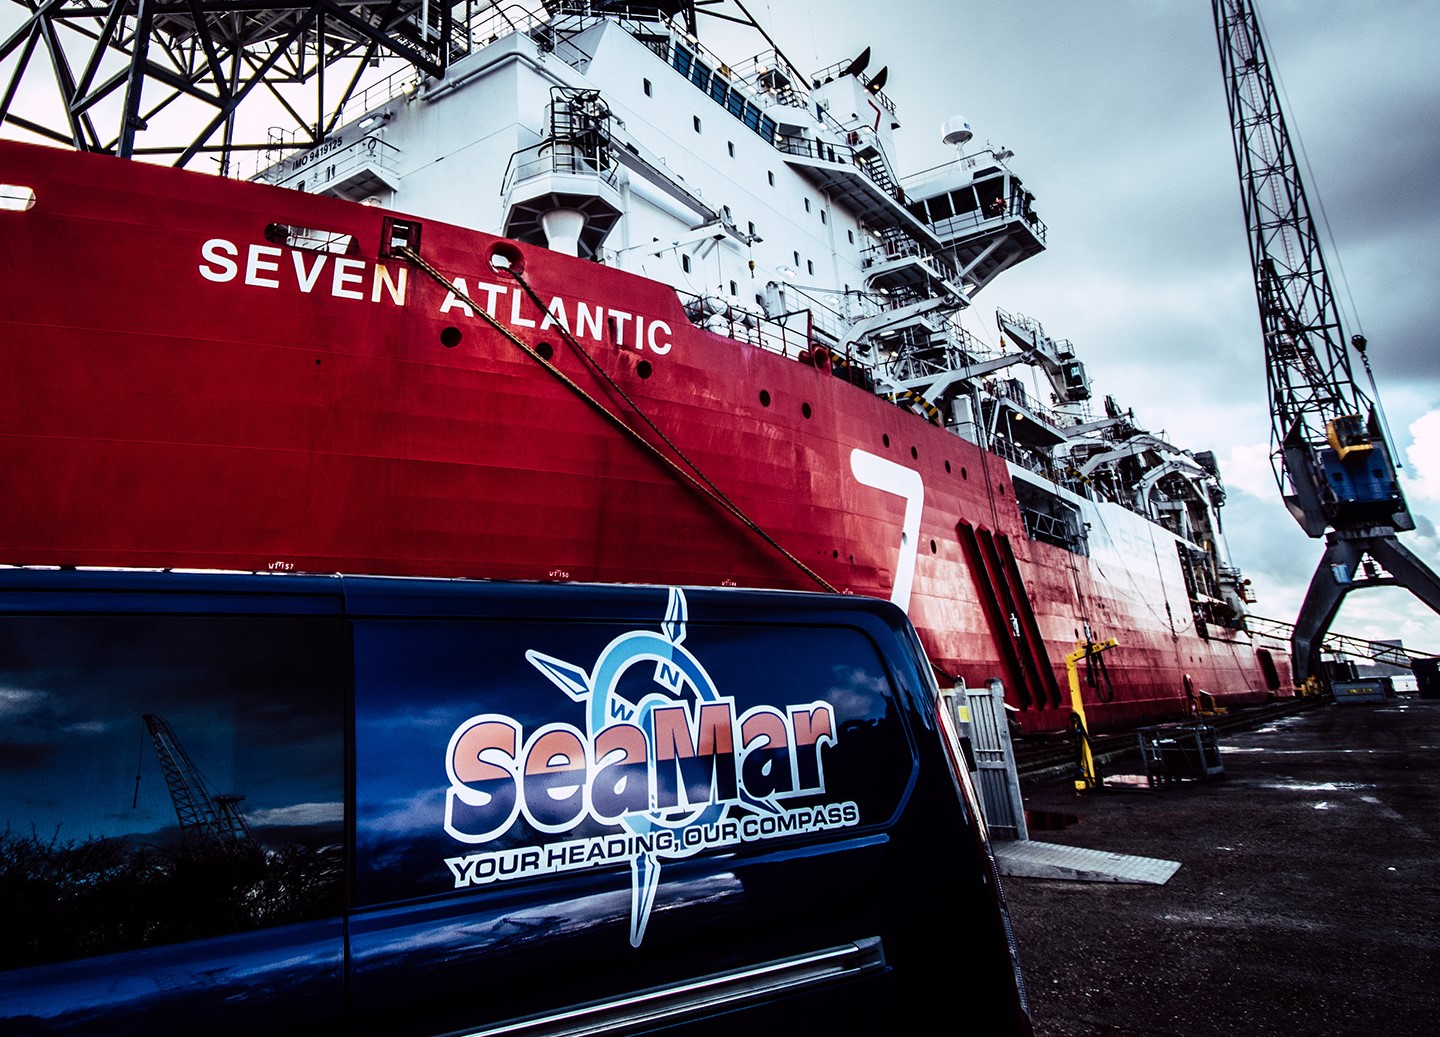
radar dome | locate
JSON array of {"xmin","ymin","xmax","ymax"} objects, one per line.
[{"xmin": 941, "ymin": 115, "xmax": 973, "ymax": 147}]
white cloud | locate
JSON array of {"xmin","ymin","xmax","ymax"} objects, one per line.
[
  {"xmin": 362, "ymin": 789, "xmax": 444, "ymax": 836},
  {"xmin": 246, "ymin": 801, "xmax": 344, "ymax": 827},
  {"xmin": 1404, "ymin": 410, "xmax": 1440, "ymax": 503},
  {"xmin": 1222, "ymin": 443, "xmax": 1276, "ymax": 500},
  {"xmin": 0, "ymin": 685, "xmax": 45, "ymax": 721}
]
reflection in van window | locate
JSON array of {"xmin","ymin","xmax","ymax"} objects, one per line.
[{"xmin": 0, "ymin": 615, "xmax": 344, "ymax": 970}]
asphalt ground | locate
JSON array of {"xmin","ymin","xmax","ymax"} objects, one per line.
[{"xmin": 1002, "ymin": 694, "xmax": 1440, "ymax": 1036}]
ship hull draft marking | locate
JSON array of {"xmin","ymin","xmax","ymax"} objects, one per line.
[
  {"xmin": 851, "ymin": 450, "xmax": 925, "ymax": 611},
  {"xmin": 442, "ymin": 589, "xmax": 852, "ymax": 947}
]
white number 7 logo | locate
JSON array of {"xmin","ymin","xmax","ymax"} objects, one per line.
[{"xmin": 849, "ymin": 449, "xmax": 924, "ymax": 612}]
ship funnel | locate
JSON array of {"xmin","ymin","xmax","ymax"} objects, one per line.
[
  {"xmin": 540, "ymin": 208, "xmax": 588, "ymax": 257},
  {"xmin": 941, "ymin": 115, "xmax": 973, "ymax": 147}
]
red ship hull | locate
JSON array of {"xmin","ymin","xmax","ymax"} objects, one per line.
[{"xmin": 0, "ymin": 140, "xmax": 1288, "ymax": 732}]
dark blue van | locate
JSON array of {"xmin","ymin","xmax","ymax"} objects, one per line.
[{"xmin": 0, "ymin": 570, "xmax": 1030, "ymax": 1035}]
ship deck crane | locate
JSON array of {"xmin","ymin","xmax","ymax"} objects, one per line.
[{"xmin": 1212, "ymin": 0, "xmax": 1440, "ymax": 683}]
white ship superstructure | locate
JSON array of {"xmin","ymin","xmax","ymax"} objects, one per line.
[{"xmin": 249, "ymin": 0, "xmax": 1247, "ymax": 639}]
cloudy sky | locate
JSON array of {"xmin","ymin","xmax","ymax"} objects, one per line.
[
  {"xmin": 738, "ymin": 0, "xmax": 1440, "ymax": 651},
  {"xmin": 4, "ymin": 1, "xmax": 1437, "ymax": 651}
]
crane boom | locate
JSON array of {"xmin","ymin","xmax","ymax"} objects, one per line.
[
  {"xmin": 1212, "ymin": 0, "xmax": 1440, "ymax": 681},
  {"xmin": 143, "ymin": 714, "xmax": 253, "ymax": 852}
]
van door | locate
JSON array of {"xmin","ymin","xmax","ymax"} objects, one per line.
[{"xmin": 345, "ymin": 582, "xmax": 919, "ymax": 1036}]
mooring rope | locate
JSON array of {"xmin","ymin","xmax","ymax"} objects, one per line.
[{"xmin": 396, "ymin": 245, "xmax": 836, "ymax": 593}]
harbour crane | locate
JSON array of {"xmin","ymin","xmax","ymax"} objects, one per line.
[
  {"xmin": 1212, "ymin": 0, "xmax": 1440, "ymax": 683},
  {"xmin": 143, "ymin": 714, "xmax": 254, "ymax": 853}
]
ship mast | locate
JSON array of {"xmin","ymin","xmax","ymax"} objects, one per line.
[{"xmin": 1212, "ymin": 0, "xmax": 1440, "ymax": 680}]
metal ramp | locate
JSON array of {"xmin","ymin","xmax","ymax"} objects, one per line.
[{"xmin": 993, "ymin": 841, "xmax": 1180, "ymax": 884}]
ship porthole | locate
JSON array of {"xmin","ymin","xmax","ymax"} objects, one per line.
[
  {"xmin": 930, "ymin": 539, "xmax": 937, "ymax": 554},
  {"xmin": 489, "ymin": 241, "xmax": 525, "ymax": 275},
  {"xmin": 802, "ymin": 402, "xmax": 813, "ymax": 419},
  {"xmin": 759, "ymin": 389, "xmax": 771, "ymax": 407},
  {"xmin": 910, "ymin": 446, "xmax": 918, "ymax": 460},
  {"xmin": 961, "ymin": 467, "xmax": 968, "ymax": 480},
  {"xmin": 536, "ymin": 342, "xmax": 554, "ymax": 361},
  {"xmin": 440, "ymin": 326, "xmax": 462, "ymax": 348},
  {"xmin": 636, "ymin": 360, "xmax": 653, "ymax": 379},
  {"xmin": 945, "ymin": 460, "xmax": 952, "ymax": 473},
  {"xmin": 882, "ymin": 433, "xmax": 890, "ymax": 448}
]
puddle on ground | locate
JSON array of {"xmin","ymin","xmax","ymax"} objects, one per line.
[
  {"xmin": 1252, "ymin": 715, "xmax": 1307, "ymax": 735},
  {"xmin": 1025, "ymin": 809, "xmax": 1079, "ymax": 831},
  {"xmin": 1099, "ymin": 773, "xmax": 1152, "ymax": 788},
  {"xmin": 1258, "ymin": 781, "xmax": 1371, "ymax": 792}
]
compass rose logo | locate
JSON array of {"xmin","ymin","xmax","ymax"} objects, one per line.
[
  {"xmin": 442, "ymin": 587, "xmax": 849, "ymax": 947},
  {"xmin": 526, "ymin": 587, "xmax": 744, "ymax": 945}
]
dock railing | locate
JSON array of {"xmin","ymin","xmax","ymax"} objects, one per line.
[{"xmin": 1246, "ymin": 616, "xmax": 1437, "ymax": 669}]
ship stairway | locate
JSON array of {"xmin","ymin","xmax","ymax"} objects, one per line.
[
  {"xmin": 957, "ymin": 521, "xmax": 1062, "ymax": 716},
  {"xmin": 779, "ymin": 141, "xmax": 942, "ymax": 253}
]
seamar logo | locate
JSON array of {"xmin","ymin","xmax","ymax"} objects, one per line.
[{"xmin": 442, "ymin": 588, "xmax": 859, "ymax": 945}]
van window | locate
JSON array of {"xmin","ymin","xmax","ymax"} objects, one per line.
[{"xmin": 0, "ymin": 614, "xmax": 345, "ymax": 970}]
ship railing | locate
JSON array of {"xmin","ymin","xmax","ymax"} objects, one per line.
[
  {"xmin": 469, "ymin": 2, "xmax": 552, "ymax": 46},
  {"xmin": 810, "ymin": 58, "xmax": 897, "ymax": 114},
  {"xmin": 773, "ymin": 133, "xmax": 908, "ymax": 207},
  {"xmin": 906, "ymin": 146, "xmax": 1017, "ymax": 190},
  {"xmin": 674, "ymin": 288, "xmax": 875, "ymax": 380},
  {"xmin": 502, "ymin": 138, "xmax": 621, "ymax": 197},
  {"xmin": 998, "ymin": 441, "xmax": 1106, "ymax": 505},
  {"xmin": 928, "ymin": 200, "xmax": 1047, "ymax": 247},
  {"xmin": 724, "ymin": 48, "xmax": 810, "ymax": 109},
  {"xmin": 1246, "ymin": 616, "xmax": 1438, "ymax": 668},
  {"xmin": 883, "ymin": 323, "xmax": 990, "ymax": 381},
  {"xmin": 860, "ymin": 231, "xmax": 959, "ymax": 282},
  {"xmin": 985, "ymin": 374, "xmax": 1057, "ymax": 419},
  {"xmin": 528, "ymin": 4, "xmax": 791, "ymax": 147},
  {"xmin": 995, "ymin": 306, "xmax": 1074, "ymax": 356},
  {"xmin": 333, "ymin": 66, "xmax": 426, "ymax": 129},
  {"xmin": 782, "ymin": 279, "xmax": 873, "ymax": 345},
  {"xmin": 666, "ymin": 37, "xmax": 780, "ymax": 145},
  {"xmin": 252, "ymin": 133, "xmax": 401, "ymax": 191},
  {"xmin": 989, "ymin": 437, "xmax": 1040, "ymax": 478}
]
